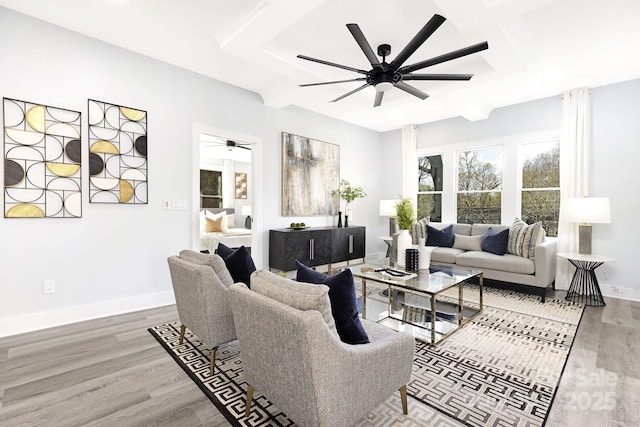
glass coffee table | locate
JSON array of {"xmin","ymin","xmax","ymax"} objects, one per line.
[{"xmin": 350, "ymin": 262, "xmax": 483, "ymax": 345}]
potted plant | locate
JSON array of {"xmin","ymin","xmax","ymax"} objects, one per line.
[
  {"xmin": 394, "ymin": 197, "xmax": 415, "ymax": 230},
  {"xmin": 331, "ymin": 179, "xmax": 366, "ymax": 226},
  {"xmin": 394, "ymin": 197, "xmax": 415, "ymax": 267}
]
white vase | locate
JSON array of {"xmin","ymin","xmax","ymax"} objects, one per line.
[
  {"xmin": 396, "ymin": 229, "xmax": 412, "ymax": 268},
  {"xmin": 345, "ymin": 203, "xmax": 352, "ymax": 225},
  {"xmin": 418, "ymin": 238, "xmax": 434, "ymax": 271}
]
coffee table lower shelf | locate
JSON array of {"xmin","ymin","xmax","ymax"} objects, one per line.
[{"xmin": 378, "ymin": 315, "xmax": 462, "ymax": 344}]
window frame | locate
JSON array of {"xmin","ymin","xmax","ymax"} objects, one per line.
[
  {"xmin": 416, "ymin": 153, "xmax": 444, "ymax": 222},
  {"xmin": 517, "ymin": 137, "xmax": 561, "ymax": 236},
  {"xmin": 455, "ymin": 144, "xmax": 504, "ymax": 225}
]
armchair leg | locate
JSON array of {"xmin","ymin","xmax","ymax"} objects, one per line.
[
  {"xmin": 209, "ymin": 347, "xmax": 218, "ymax": 376},
  {"xmin": 399, "ymin": 384, "xmax": 408, "ymax": 414},
  {"xmin": 245, "ymin": 384, "xmax": 255, "ymax": 418},
  {"xmin": 179, "ymin": 324, "xmax": 186, "ymax": 344}
]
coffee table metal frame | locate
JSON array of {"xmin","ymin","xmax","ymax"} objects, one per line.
[{"xmin": 351, "ymin": 264, "xmax": 483, "ymax": 345}]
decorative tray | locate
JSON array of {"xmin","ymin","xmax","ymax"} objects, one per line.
[{"xmin": 287, "ymin": 226, "xmax": 309, "ymax": 230}]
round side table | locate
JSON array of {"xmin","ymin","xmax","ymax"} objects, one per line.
[{"xmin": 557, "ymin": 253, "xmax": 616, "ymax": 306}]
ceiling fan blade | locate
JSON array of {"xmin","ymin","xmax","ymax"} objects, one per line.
[
  {"xmin": 297, "ymin": 54, "xmax": 369, "ymax": 75},
  {"xmin": 330, "ymin": 83, "xmax": 371, "ymax": 103},
  {"xmin": 300, "ymin": 78, "xmax": 367, "ymax": 87},
  {"xmin": 373, "ymin": 91, "xmax": 384, "ymax": 107},
  {"xmin": 394, "ymin": 82, "xmax": 429, "ymax": 100},
  {"xmin": 389, "ymin": 14, "xmax": 446, "ymax": 70},
  {"xmin": 399, "ymin": 41, "xmax": 489, "ymax": 74},
  {"xmin": 402, "ymin": 73, "xmax": 473, "ymax": 81},
  {"xmin": 346, "ymin": 23, "xmax": 383, "ymax": 70}
]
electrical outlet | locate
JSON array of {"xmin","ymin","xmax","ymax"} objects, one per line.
[
  {"xmin": 162, "ymin": 199, "xmax": 171, "ymax": 210},
  {"xmin": 43, "ymin": 280, "xmax": 56, "ymax": 293}
]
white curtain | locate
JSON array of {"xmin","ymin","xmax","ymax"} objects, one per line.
[
  {"xmin": 556, "ymin": 88, "xmax": 591, "ymax": 289},
  {"xmin": 401, "ymin": 125, "xmax": 417, "ymax": 198}
]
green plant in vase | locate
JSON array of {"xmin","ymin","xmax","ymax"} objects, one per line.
[
  {"xmin": 330, "ymin": 179, "xmax": 366, "ymax": 226},
  {"xmin": 395, "ymin": 197, "xmax": 415, "ymax": 230}
]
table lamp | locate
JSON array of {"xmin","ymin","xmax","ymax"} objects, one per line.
[
  {"xmin": 241, "ymin": 205, "xmax": 252, "ymax": 229},
  {"xmin": 562, "ymin": 197, "xmax": 610, "ymax": 255},
  {"xmin": 379, "ymin": 200, "xmax": 398, "ymax": 236}
]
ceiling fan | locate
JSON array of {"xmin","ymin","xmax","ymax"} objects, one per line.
[
  {"xmin": 226, "ymin": 140, "xmax": 251, "ymax": 151},
  {"xmin": 297, "ymin": 14, "xmax": 488, "ymax": 107}
]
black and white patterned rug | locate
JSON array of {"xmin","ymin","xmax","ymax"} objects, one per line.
[{"xmin": 148, "ymin": 286, "xmax": 584, "ymax": 426}]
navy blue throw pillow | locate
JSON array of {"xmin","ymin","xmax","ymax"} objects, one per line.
[
  {"xmin": 481, "ymin": 227, "xmax": 510, "ymax": 255},
  {"xmin": 296, "ymin": 260, "xmax": 370, "ymax": 345},
  {"xmin": 426, "ymin": 224, "xmax": 454, "ymax": 247},
  {"xmin": 216, "ymin": 242, "xmax": 234, "ymax": 258},
  {"xmin": 217, "ymin": 244, "xmax": 256, "ymax": 286}
]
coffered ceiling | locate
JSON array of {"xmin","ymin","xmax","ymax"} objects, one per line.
[{"xmin": 2, "ymin": 0, "xmax": 640, "ymax": 131}]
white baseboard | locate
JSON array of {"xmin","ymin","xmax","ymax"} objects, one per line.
[
  {"xmin": 600, "ymin": 283, "xmax": 640, "ymax": 302},
  {"xmin": 0, "ymin": 291, "xmax": 176, "ymax": 338}
]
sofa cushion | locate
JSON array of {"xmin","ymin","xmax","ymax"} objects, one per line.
[
  {"xmin": 251, "ymin": 270, "xmax": 337, "ymax": 333},
  {"xmin": 453, "ymin": 234, "xmax": 482, "ymax": 251},
  {"xmin": 507, "ymin": 218, "xmax": 545, "ymax": 260},
  {"xmin": 431, "ymin": 247, "xmax": 465, "ymax": 264},
  {"xmin": 215, "ymin": 243, "xmax": 256, "ymax": 286},
  {"xmin": 471, "ymin": 223, "xmax": 509, "ymax": 236},
  {"xmin": 296, "ymin": 261, "xmax": 369, "ymax": 345},
  {"xmin": 426, "ymin": 224, "xmax": 454, "ymax": 247},
  {"xmin": 481, "ymin": 227, "xmax": 510, "ymax": 256},
  {"xmin": 456, "ymin": 251, "xmax": 535, "ymax": 275},
  {"xmin": 178, "ymin": 249, "xmax": 234, "ymax": 287}
]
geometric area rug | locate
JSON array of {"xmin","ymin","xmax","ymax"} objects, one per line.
[{"xmin": 148, "ymin": 286, "xmax": 584, "ymax": 427}]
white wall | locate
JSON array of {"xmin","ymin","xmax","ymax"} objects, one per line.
[
  {"xmin": 0, "ymin": 7, "xmax": 386, "ymax": 336},
  {"xmin": 590, "ymin": 79, "xmax": 640, "ymax": 300}
]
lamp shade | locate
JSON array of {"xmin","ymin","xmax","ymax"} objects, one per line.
[
  {"xmin": 379, "ymin": 200, "xmax": 398, "ymax": 217},
  {"xmin": 562, "ymin": 197, "xmax": 611, "ymax": 224},
  {"xmin": 241, "ymin": 205, "xmax": 252, "ymax": 216}
]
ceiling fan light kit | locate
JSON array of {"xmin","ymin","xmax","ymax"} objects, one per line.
[{"xmin": 298, "ymin": 14, "xmax": 488, "ymax": 107}]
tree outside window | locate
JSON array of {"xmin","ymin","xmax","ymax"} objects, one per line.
[
  {"xmin": 521, "ymin": 140, "xmax": 560, "ymax": 236},
  {"xmin": 457, "ymin": 147, "xmax": 502, "ymax": 224},
  {"xmin": 417, "ymin": 155, "xmax": 442, "ymax": 221},
  {"xmin": 200, "ymin": 169, "xmax": 223, "ymax": 208}
]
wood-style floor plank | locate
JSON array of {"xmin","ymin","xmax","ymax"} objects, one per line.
[{"xmin": 1, "ymin": 293, "xmax": 639, "ymax": 426}]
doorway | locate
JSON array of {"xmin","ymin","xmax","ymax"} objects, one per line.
[{"xmin": 192, "ymin": 123, "xmax": 263, "ymax": 268}]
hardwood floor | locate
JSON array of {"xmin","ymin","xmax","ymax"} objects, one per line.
[{"xmin": 1, "ymin": 292, "xmax": 638, "ymax": 426}]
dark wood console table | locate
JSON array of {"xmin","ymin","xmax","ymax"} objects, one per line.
[{"xmin": 269, "ymin": 226, "xmax": 365, "ymax": 271}]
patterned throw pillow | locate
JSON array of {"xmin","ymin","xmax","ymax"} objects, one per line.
[
  {"xmin": 411, "ymin": 217, "xmax": 429, "ymax": 244},
  {"xmin": 507, "ymin": 218, "xmax": 544, "ymax": 260}
]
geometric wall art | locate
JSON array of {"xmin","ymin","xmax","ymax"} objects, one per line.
[
  {"xmin": 281, "ymin": 132, "xmax": 339, "ymax": 216},
  {"xmin": 235, "ymin": 172, "xmax": 247, "ymax": 199},
  {"xmin": 88, "ymin": 99, "xmax": 147, "ymax": 204},
  {"xmin": 3, "ymin": 97, "xmax": 82, "ymax": 218}
]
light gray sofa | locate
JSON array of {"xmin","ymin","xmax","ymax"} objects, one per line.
[
  {"xmin": 229, "ymin": 270, "xmax": 415, "ymax": 427},
  {"xmin": 420, "ymin": 223, "xmax": 557, "ymax": 302}
]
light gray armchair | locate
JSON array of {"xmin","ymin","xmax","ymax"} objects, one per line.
[
  {"xmin": 167, "ymin": 251, "xmax": 236, "ymax": 376},
  {"xmin": 229, "ymin": 271, "xmax": 415, "ymax": 427}
]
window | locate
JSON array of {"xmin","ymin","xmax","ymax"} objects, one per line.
[
  {"xmin": 417, "ymin": 155, "xmax": 442, "ymax": 221},
  {"xmin": 520, "ymin": 140, "xmax": 560, "ymax": 236},
  {"xmin": 200, "ymin": 169, "xmax": 223, "ymax": 208},
  {"xmin": 457, "ymin": 146, "xmax": 502, "ymax": 224}
]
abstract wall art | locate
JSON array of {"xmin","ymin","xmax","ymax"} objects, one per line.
[
  {"xmin": 282, "ymin": 132, "xmax": 339, "ymax": 216},
  {"xmin": 3, "ymin": 97, "xmax": 82, "ymax": 218},
  {"xmin": 235, "ymin": 172, "xmax": 247, "ymax": 199},
  {"xmin": 88, "ymin": 99, "xmax": 147, "ymax": 204}
]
